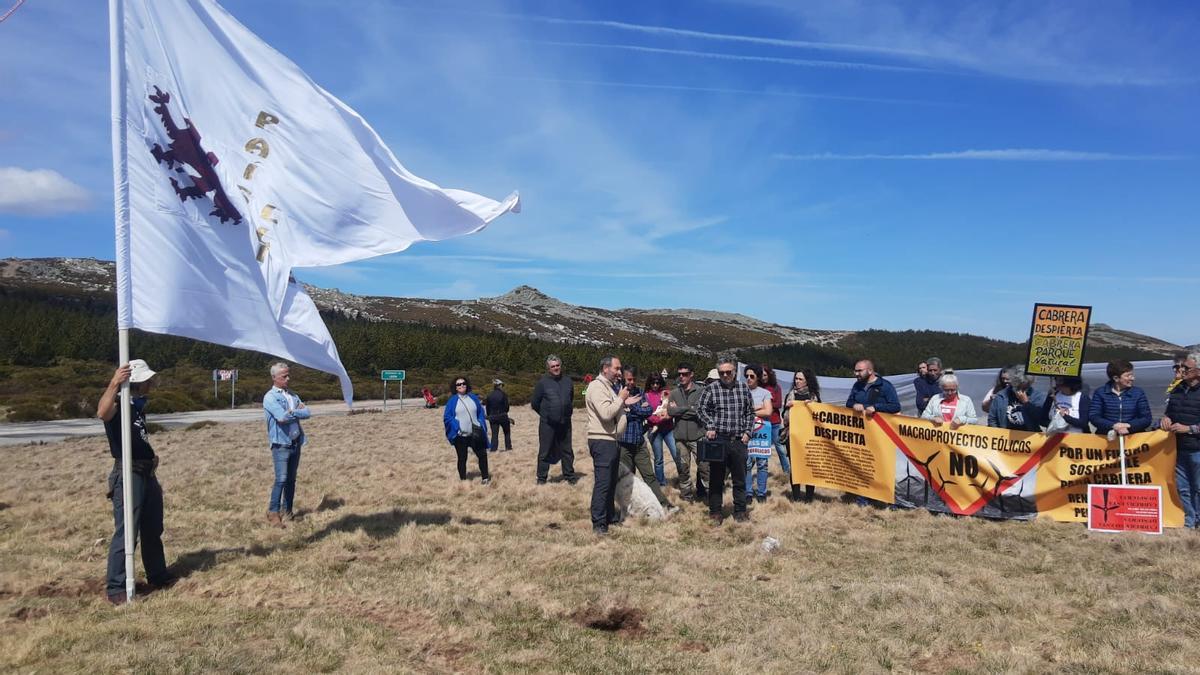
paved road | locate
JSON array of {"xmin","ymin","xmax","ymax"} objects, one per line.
[{"xmin": 0, "ymin": 398, "xmax": 424, "ymax": 447}]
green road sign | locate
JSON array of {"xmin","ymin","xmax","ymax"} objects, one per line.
[{"xmin": 381, "ymin": 370, "xmax": 406, "ymax": 381}]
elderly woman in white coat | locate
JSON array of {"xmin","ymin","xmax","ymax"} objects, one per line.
[{"xmin": 920, "ymin": 373, "xmax": 978, "ymax": 429}]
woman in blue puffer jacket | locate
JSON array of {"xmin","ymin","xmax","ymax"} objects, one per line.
[
  {"xmin": 1089, "ymin": 360, "xmax": 1152, "ymax": 436},
  {"xmin": 443, "ymin": 376, "xmax": 491, "ymax": 484}
]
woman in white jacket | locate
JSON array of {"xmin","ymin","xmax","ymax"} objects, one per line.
[{"xmin": 921, "ymin": 373, "xmax": 978, "ymax": 429}]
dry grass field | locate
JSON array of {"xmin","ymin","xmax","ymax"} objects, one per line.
[{"xmin": 2, "ymin": 405, "xmax": 1199, "ymax": 673}]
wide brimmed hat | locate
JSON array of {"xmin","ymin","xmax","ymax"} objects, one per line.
[{"xmin": 128, "ymin": 359, "xmax": 157, "ymax": 383}]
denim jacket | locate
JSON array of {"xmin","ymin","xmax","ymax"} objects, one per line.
[{"xmin": 264, "ymin": 386, "xmax": 310, "ymax": 447}]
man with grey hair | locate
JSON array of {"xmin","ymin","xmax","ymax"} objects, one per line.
[
  {"xmin": 263, "ymin": 362, "xmax": 310, "ymax": 528},
  {"xmin": 531, "ymin": 354, "xmax": 578, "ymax": 485},
  {"xmin": 1162, "ymin": 352, "xmax": 1200, "ymax": 527},
  {"xmin": 913, "ymin": 357, "xmax": 944, "ymax": 416},
  {"xmin": 986, "ymin": 365, "xmax": 1046, "ymax": 431},
  {"xmin": 697, "ymin": 357, "xmax": 755, "ymax": 523}
]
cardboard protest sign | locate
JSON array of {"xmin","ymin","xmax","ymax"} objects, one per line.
[{"xmin": 1026, "ymin": 303, "xmax": 1092, "ymax": 377}]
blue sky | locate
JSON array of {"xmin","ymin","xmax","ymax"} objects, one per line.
[{"xmin": 1, "ymin": 0, "xmax": 1197, "ymax": 345}]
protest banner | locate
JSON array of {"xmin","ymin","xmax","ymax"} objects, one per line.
[
  {"xmin": 787, "ymin": 403, "xmax": 1184, "ymax": 526},
  {"xmin": 1026, "ymin": 303, "xmax": 1092, "ymax": 377},
  {"xmin": 788, "ymin": 403, "xmax": 894, "ymax": 504}
]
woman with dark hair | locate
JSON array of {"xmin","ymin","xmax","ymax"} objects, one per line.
[
  {"xmin": 743, "ymin": 364, "xmax": 774, "ymax": 503},
  {"xmin": 442, "ymin": 376, "xmax": 491, "ymax": 484},
  {"xmin": 1089, "ymin": 360, "xmax": 1152, "ymax": 436},
  {"xmin": 1042, "ymin": 375, "xmax": 1088, "ymax": 434},
  {"xmin": 783, "ymin": 369, "xmax": 820, "ymax": 502},
  {"xmin": 761, "ymin": 365, "xmax": 790, "ymax": 479},
  {"xmin": 644, "ymin": 373, "xmax": 678, "ymax": 487}
]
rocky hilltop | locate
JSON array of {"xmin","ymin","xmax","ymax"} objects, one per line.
[{"xmin": 0, "ymin": 257, "xmax": 1187, "ymax": 357}]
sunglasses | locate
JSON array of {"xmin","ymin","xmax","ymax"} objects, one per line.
[
  {"xmin": 745, "ymin": 373, "xmax": 757, "ymax": 379},
  {"xmin": 718, "ymin": 370, "xmax": 735, "ymax": 376},
  {"xmin": 677, "ymin": 371, "xmax": 692, "ymax": 377},
  {"xmin": 455, "ymin": 382, "xmax": 467, "ymax": 386}
]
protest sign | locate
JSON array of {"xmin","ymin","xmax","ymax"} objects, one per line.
[
  {"xmin": 747, "ymin": 420, "xmax": 773, "ymax": 459},
  {"xmin": 1026, "ymin": 303, "xmax": 1092, "ymax": 377},
  {"xmin": 1087, "ymin": 485, "xmax": 1163, "ymax": 534}
]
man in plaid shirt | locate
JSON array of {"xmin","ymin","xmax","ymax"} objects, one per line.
[{"xmin": 697, "ymin": 357, "xmax": 755, "ymax": 523}]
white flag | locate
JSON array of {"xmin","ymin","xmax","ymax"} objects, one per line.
[{"xmin": 111, "ymin": 0, "xmax": 519, "ymax": 404}]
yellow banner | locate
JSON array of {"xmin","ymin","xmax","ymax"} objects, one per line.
[
  {"xmin": 1035, "ymin": 430, "xmax": 1183, "ymax": 527},
  {"xmin": 1026, "ymin": 303, "xmax": 1091, "ymax": 377},
  {"xmin": 788, "ymin": 402, "xmax": 1184, "ymax": 526},
  {"xmin": 789, "ymin": 403, "xmax": 894, "ymax": 503}
]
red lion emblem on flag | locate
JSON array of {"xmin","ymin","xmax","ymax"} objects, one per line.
[{"xmin": 148, "ymin": 86, "xmax": 243, "ymax": 225}]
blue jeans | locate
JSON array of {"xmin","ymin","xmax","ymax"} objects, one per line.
[
  {"xmin": 1177, "ymin": 450, "xmax": 1200, "ymax": 528},
  {"xmin": 746, "ymin": 455, "xmax": 769, "ymax": 497},
  {"xmin": 772, "ymin": 426, "xmax": 791, "ymax": 474},
  {"xmin": 648, "ymin": 429, "xmax": 678, "ymax": 486},
  {"xmin": 269, "ymin": 443, "xmax": 301, "ymax": 513}
]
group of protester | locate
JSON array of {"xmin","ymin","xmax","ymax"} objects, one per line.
[{"xmin": 96, "ymin": 349, "xmax": 1200, "ymax": 602}]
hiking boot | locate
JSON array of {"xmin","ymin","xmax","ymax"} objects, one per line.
[
  {"xmin": 536, "ymin": 479, "xmax": 547, "ymax": 486},
  {"xmin": 708, "ymin": 513, "xmax": 723, "ymax": 526},
  {"xmin": 755, "ymin": 495, "xmax": 766, "ymax": 504},
  {"xmin": 283, "ymin": 510, "xmax": 302, "ymax": 522},
  {"xmin": 665, "ymin": 504, "xmax": 681, "ymax": 516},
  {"xmin": 146, "ymin": 576, "xmax": 178, "ymax": 592},
  {"xmin": 565, "ymin": 475, "xmax": 580, "ymax": 485},
  {"xmin": 593, "ymin": 525, "xmax": 609, "ymax": 536},
  {"xmin": 481, "ymin": 478, "xmax": 492, "ymax": 486},
  {"xmin": 733, "ymin": 511, "xmax": 750, "ymax": 523},
  {"xmin": 266, "ymin": 511, "xmax": 286, "ymax": 528},
  {"xmin": 105, "ymin": 591, "xmax": 128, "ymax": 606}
]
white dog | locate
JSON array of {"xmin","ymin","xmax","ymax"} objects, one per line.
[{"xmin": 613, "ymin": 462, "xmax": 668, "ymax": 521}]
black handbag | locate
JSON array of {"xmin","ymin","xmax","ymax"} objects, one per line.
[{"xmin": 697, "ymin": 437, "xmax": 728, "ymax": 463}]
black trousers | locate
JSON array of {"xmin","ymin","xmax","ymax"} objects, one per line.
[
  {"xmin": 106, "ymin": 464, "xmax": 170, "ymax": 595},
  {"xmin": 588, "ymin": 439, "xmax": 620, "ymax": 528},
  {"xmin": 489, "ymin": 417, "xmax": 512, "ymax": 450},
  {"xmin": 706, "ymin": 435, "xmax": 749, "ymax": 515},
  {"xmin": 537, "ymin": 419, "xmax": 575, "ymax": 480},
  {"xmin": 453, "ymin": 435, "xmax": 490, "ymax": 480}
]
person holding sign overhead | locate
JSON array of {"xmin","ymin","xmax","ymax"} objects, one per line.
[
  {"xmin": 986, "ymin": 366, "xmax": 1046, "ymax": 431},
  {"xmin": 1088, "ymin": 360, "xmax": 1151, "ymax": 436}
]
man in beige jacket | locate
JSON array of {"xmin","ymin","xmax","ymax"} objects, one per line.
[{"xmin": 586, "ymin": 355, "xmax": 638, "ymax": 535}]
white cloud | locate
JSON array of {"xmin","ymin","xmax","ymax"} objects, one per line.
[
  {"xmin": 732, "ymin": 0, "xmax": 1200, "ymax": 86},
  {"xmin": 531, "ymin": 40, "xmax": 938, "ymax": 74},
  {"xmin": 454, "ymin": 10, "xmax": 931, "ymax": 59},
  {"xmin": 775, "ymin": 149, "xmax": 1188, "ymax": 161},
  {"xmin": 0, "ymin": 167, "xmax": 91, "ymax": 214}
]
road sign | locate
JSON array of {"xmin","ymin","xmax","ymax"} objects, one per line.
[{"xmin": 381, "ymin": 370, "xmax": 405, "ymax": 381}]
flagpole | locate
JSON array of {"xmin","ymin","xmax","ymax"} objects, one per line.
[{"xmin": 110, "ymin": 0, "xmax": 136, "ymax": 604}]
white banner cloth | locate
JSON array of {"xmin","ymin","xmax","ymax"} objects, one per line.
[{"xmin": 112, "ymin": 0, "xmax": 519, "ymax": 403}]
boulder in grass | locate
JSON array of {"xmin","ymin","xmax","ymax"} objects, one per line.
[{"xmin": 614, "ymin": 462, "xmax": 667, "ymax": 521}]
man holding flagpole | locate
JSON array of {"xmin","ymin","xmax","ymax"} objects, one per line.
[
  {"xmin": 109, "ymin": 0, "xmax": 518, "ymax": 599},
  {"xmin": 98, "ymin": 360, "xmax": 175, "ymax": 605}
]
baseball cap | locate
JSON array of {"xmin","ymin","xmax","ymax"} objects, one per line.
[
  {"xmin": 493, "ymin": 378, "xmax": 504, "ymax": 385},
  {"xmin": 706, "ymin": 368, "xmax": 719, "ymax": 380},
  {"xmin": 129, "ymin": 359, "xmax": 157, "ymax": 383}
]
